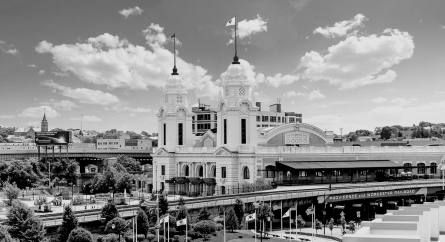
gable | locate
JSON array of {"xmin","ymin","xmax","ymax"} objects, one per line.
[
  {"xmin": 214, "ymin": 147, "xmax": 231, "ymax": 156},
  {"xmin": 154, "ymin": 148, "xmax": 169, "ymax": 156}
]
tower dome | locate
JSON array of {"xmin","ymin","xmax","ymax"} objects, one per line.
[{"xmin": 166, "ymin": 74, "xmax": 183, "ymax": 86}]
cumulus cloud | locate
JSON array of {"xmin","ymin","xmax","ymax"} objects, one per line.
[
  {"xmin": 36, "ymin": 26, "xmax": 218, "ymax": 99},
  {"xmin": 308, "ymin": 90, "xmax": 326, "ymax": 100},
  {"xmin": 390, "ymin": 98, "xmax": 413, "ymax": 106},
  {"xmin": 39, "ymin": 70, "xmax": 45, "ymax": 75},
  {"xmin": 306, "ymin": 99, "xmax": 445, "ymax": 134},
  {"xmin": 290, "ymin": 0, "xmax": 311, "ymax": 11},
  {"xmin": 0, "ymin": 115, "xmax": 15, "ymax": 119},
  {"xmin": 283, "ymin": 91, "xmax": 297, "ymax": 98},
  {"xmin": 70, "ymin": 115, "xmax": 102, "ymax": 122},
  {"xmin": 0, "ymin": 39, "xmax": 19, "ymax": 56},
  {"xmin": 27, "ymin": 64, "xmax": 36, "ymax": 68},
  {"xmin": 19, "ymin": 106, "xmax": 59, "ymax": 118},
  {"xmin": 41, "ymin": 80, "xmax": 119, "ymax": 105},
  {"xmin": 227, "ymin": 15, "xmax": 267, "ymax": 45},
  {"xmin": 266, "ymin": 73, "xmax": 300, "ymax": 88},
  {"xmin": 108, "ymin": 104, "xmax": 152, "ymax": 114},
  {"xmin": 119, "ymin": 6, "xmax": 143, "ymax": 18},
  {"xmin": 254, "ymin": 91, "xmax": 272, "ymax": 105},
  {"xmin": 441, "ymin": 25, "xmax": 445, "ymax": 30},
  {"xmin": 314, "ymin": 14, "xmax": 367, "ymax": 38},
  {"xmin": 301, "ymin": 29, "xmax": 414, "ymax": 90},
  {"xmin": 41, "ymin": 99, "xmax": 79, "ymax": 111},
  {"xmin": 372, "ymin": 97, "xmax": 387, "ymax": 104}
]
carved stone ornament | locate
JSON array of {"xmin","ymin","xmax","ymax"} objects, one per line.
[
  {"xmin": 220, "ymin": 103, "xmax": 227, "ymax": 115},
  {"xmin": 160, "ymin": 175, "xmax": 165, "ymax": 181},
  {"xmin": 177, "ymin": 108, "xmax": 185, "ymax": 120},
  {"xmin": 239, "ymin": 102, "xmax": 249, "ymax": 115},
  {"xmin": 224, "ymin": 87, "xmax": 229, "ymax": 96},
  {"xmin": 220, "ymin": 179, "xmax": 226, "ymax": 184}
]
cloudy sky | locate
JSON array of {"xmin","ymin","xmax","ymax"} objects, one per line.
[{"xmin": 1, "ymin": 0, "xmax": 445, "ymax": 134}]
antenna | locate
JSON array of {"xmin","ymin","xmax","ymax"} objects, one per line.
[{"xmin": 277, "ymin": 98, "xmax": 281, "ymax": 104}]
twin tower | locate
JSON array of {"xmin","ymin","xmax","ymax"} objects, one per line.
[{"xmin": 156, "ymin": 56, "xmax": 259, "ymax": 151}]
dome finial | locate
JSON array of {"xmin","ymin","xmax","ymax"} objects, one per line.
[
  {"xmin": 232, "ymin": 55, "xmax": 240, "ymax": 64},
  {"xmin": 171, "ymin": 33, "xmax": 179, "ymax": 75}
]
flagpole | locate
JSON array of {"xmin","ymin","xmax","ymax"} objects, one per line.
[
  {"xmin": 255, "ymin": 211, "xmax": 257, "ymax": 242},
  {"xmin": 296, "ymin": 202, "xmax": 298, "ymax": 241},
  {"xmin": 270, "ymin": 200, "xmax": 272, "ymax": 233},
  {"xmin": 157, "ymin": 196, "xmax": 160, "ymax": 242},
  {"xmin": 280, "ymin": 201, "xmax": 283, "ymax": 239},
  {"xmin": 163, "ymin": 217, "xmax": 165, "ymax": 242},
  {"xmin": 133, "ymin": 216, "xmax": 135, "ymax": 242},
  {"xmin": 186, "ymin": 219, "xmax": 188, "ymax": 242},
  {"xmin": 224, "ymin": 211, "xmax": 226, "ymax": 242},
  {"xmin": 168, "ymin": 214, "xmax": 170, "ymax": 242},
  {"xmin": 289, "ymin": 207, "xmax": 291, "ymax": 242}
]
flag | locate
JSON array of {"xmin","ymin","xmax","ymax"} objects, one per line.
[
  {"xmin": 226, "ymin": 17, "xmax": 235, "ymax": 26},
  {"xmin": 273, "ymin": 205, "xmax": 281, "ymax": 211},
  {"xmin": 306, "ymin": 207, "xmax": 314, "ymax": 215},
  {"xmin": 246, "ymin": 212, "xmax": 256, "ymax": 221},
  {"xmin": 171, "ymin": 33, "xmax": 175, "ymax": 39},
  {"xmin": 253, "ymin": 201, "xmax": 260, "ymax": 208},
  {"xmin": 438, "ymin": 157, "xmax": 445, "ymax": 170},
  {"xmin": 159, "ymin": 215, "xmax": 168, "ymax": 224},
  {"xmin": 176, "ymin": 218, "xmax": 187, "ymax": 226},
  {"xmin": 282, "ymin": 208, "xmax": 291, "ymax": 218}
]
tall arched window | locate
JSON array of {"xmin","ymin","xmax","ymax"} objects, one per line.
[
  {"xmin": 404, "ymin": 163, "xmax": 412, "ymax": 172},
  {"xmin": 243, "ymin": 166, "xmax": 250, "ymax": 179},
  {"xmin": 211, "ymin": 165, "xmax": 216, "ymax": 178},
  {"xmin": 430, "ymin": 162, "xmax": 437, "ymax": 174},
  {"xmin": 183, "ymin": 165, "xmax": 189, "ymax": 176},
  {"xmin": 198, "ymin": 166, "xmax": 204, "ymax": 177},
  {"xmin": 417, "ymin": 163, "xmax": 425, "ymax": 174}
]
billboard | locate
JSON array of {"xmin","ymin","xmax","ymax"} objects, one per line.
[
  {"xmin": 125, "ymin": 139, "xmax": 138, "ymax": 146},
  {"xmin": 35, "ymin": 131, "xmax": 70, "ymax": 146}
]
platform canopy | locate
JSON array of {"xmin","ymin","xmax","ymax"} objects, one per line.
[{"xmin": 277, "ymin": 160, "xmax": 399, "ymax": 170}]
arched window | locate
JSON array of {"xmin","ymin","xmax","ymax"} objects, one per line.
[
  {"xmin": 417, "ymin": 163, "xmax": 425, "ymax": 174},
  {"xmin": 211, "ymin": 165, "xmax": 216, "ymax": 178},
  {"xmin": 198, "ymin": 166, "xmax": 204, "ymax": 177},
  {"xmin": 183, "ymin": 165, "xmax": 189, "ymax": 177},
  {"xmin": 404, "ymin": 163, "xmax": 412, "ymax": 172},
  {"xmin": 430, "ymin": 162, "xmax": 437, "ymax": 174},
  {"xmin": 243, "ymin": 167, "xmax": 250, "ymax": 179}
]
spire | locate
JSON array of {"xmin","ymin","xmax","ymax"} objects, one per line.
[
  {"xmin": 232, "ymin": 15, "xmax": 240, "ymax": 64},
  {"xmin": 42, "ymin": 108, "xmax": 47, "ymax": 121},
  {"xmin": 171, "ymin": 33, "xmax": 178, "ymax": 75}
]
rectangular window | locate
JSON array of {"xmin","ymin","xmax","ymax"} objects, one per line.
[
  {"xmin": 224, "ymin": 119, "xmax": 227, "ymax": 144},
  {"xmin": 221, "ymin": 167, "xmax": 226, "ymax": 178},
  {"xmin": 262, "ymin": 116, "xmax": 269, "ymax": 122},
  {"xmin": 289, "ymin": 117, "xmax": 295, "ymax": 123},
  {"xmin": 270, "ymin": 116, "xmax": 276, "ymax": 122},
  {"xmin": 178, "ymin": 123, "xmax": 183, "ymax": 145},
  {"xmin": 241, "ymin": 119, "xmax": 246, "ymax": 144},
  {"xmin": 256, "ymin": 116, "xmax": 260, "ymax": 122},
  {"xmin": 161, "ymin": 165, "xmax": 165, "ymax": 175},
  {"xmin": 278, "ymin": 117, "xmax": 281, "ymax": 122},
  {"xmin": 333, "ymin": 170, "xmax": 341, "ymax": 176},
  {"xmin": 163, "ymin": 123, "xmax": 166, "ymax": 145},
  {"xmin": 316, "ymin": 171, "xmax": 325, "ymax": 177},
  {"xmin": 298, "ymin": 171, "xmax": 307, "ymax": 177},
  {"xmin": 192, "ymin": 124, "xmax": 195, "ymax": 130}
]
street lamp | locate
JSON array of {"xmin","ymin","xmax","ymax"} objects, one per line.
[
  {"xmin": 340, "ymin": 128, "xmax": 343, "ymax": 142},
  {"xmin": 109, "ymin": 186, "xmax": 114, "ymax": 199}
]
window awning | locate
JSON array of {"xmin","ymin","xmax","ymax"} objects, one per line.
[{"xmin": 277, "ymin": 160, "xmax": 398, "ymax": 170}]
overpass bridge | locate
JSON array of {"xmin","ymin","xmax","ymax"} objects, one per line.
[{"xmin": 0, "ymin": 148, "xmax": 152, "ymax": 163}]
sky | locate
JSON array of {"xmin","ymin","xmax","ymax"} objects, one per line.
[{"xmin": 1, "ymin": 0, "xmax": 445, "ymax": 134}]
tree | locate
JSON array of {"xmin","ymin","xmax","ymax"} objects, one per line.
[
  {"xmin": 256, "ymin": 202, "xmax": 273, "ymax": 241},
  {"xmin": 194, "ymin": 220, "xmax": 217, "ymax": 241},
  {"xmin": 225, "ymin": 208, "xmax": 238, "ymax": 232},
  {"xmin": 137, "ymin": 209, "xmax": 149, "ymax": 238},
  {"xmin": 354, "ymin": 129, "xmax": 371, "ymax": 137},
  {"xmin": 115, "ymin": 172, "xmax": 134, "ymax": 193},
  {"xmin": 6, "ymin": 160, "xmax": 40, "ymax": 189},
  {"xmin": 327, "ymin": 218, "xmax": 334, "ymax": 236},
  {"xmin": 101, "ymin": 202, "xmax": 119, "ymax": 226},
  {"xmin": 233, "ymin": 198, "xmax": 244, "ymax": 228},
  {"xmin": 374, "ymin": 127, "xmax": 382, "ymax": 135},
  {"xmin": 197, "ymin": 207, "xmax": 211, "ymax": 222},
  {"xmin": 116, "ymin": 155, "xmax": 142, "ymax": 172},
  {"xmin": 0, "ymin": 225, "xmax": 18, "ymax": 242},
  {"xmin": 51, "ymin": 158, "xmax": 79, "ymax": 183},
  {"xmin": 6, "ymin": 200, "xmax": 46, "ymax": 242},
  {"xmin": 380, "ymin": 126, "xmax": 392, "ymax": 140},
  {"xmin": 176, "ymin": 205, "xmax": 190, "ymax": 232},
  {"xmin": 57, "ymin": 205, "xmax": 78, "ymax": 242},
  {"xmin": 4, "ymin": 182, "xmax": 20, "ymax": 206},
  {"xmin": 82, "ymin": 137, "xmax": 92, "ymax": 143},
  {"xmin": 141, "ymin": 131, "xmax": 150, "ymax": 137},
  {"xmin": 67, "ymin": 227, "xmax": 93, "ymax": 242},
  {"xmin": 105, "ymin": 217, "xmax": 129, "ymax": 236},
  {"xmin": 158, "ymin": 194, "xmax": 169, "ymax": 216}
]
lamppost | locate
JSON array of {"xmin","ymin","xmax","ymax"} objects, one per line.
[
  {"xmin": 340, "ymin": 128, "xmax": 343, "ymax": 142},
  {"xmin": 109, "ymin": 186, "xmax": 114, "ymax": 199}
]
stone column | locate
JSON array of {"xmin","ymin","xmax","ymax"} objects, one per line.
[{"xmin": 153, "ymin": 162, "xmax": 157, "ymax": 192}]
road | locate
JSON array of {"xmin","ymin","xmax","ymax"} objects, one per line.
[{"xmin": 43, "ymin": 209, "xmax": 139, "ymax": 227}]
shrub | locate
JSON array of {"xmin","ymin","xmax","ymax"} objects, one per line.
[
  {"xmin": 57, "ymin": 205, "xmax": 78, "ymax": 242},
  {"xmin": 216, "ymin": 223, "xmax": 223, "ymax": 231},
  {"xmin": 97, "ymin": 236, "xmax": 104, "ymax": 242},
  {"xmin": 6, "ymin": 200, "xmax": 46, "ymax": 242},
  {"xmin": 194, "ymin": 220, "xmax": 217, "ymax": 240},
  {"xmin": 0, "ymin": 224, "xmax": 17, "ymax": 242},
  {"xmin": 71, "ymin": 195, "xmax": 85, "ymax": 205},
  {"xmin": 34, "ymin": 196, "xmax": 48, "ymax": 206},
  {"xmin": 105, "ymin": 217, "xmax": 128, "ymax": 235},
  {"xmin": 102, "ymin": 233, "xmax": 119, "ymax": 242},
  {"xmin": 172, "ymin": 235, "xmax": 180, "ymax": 242},
  {"xmin": 147, "ymin": 233, "xmax": 155, "ymax": 241},
  {"xmin": 3, "ymin": 182, "xmax": 20, "ymax": 206},
  {"xmin": 101, "ymin": 201, "xmax": 119, "ymax": 226},
  {"xmin": 187, "ymin": 229, "xmax": 198, "ymax": 239},
  {"xmin": 67, "ymin": 227, "xmax": 93, "ymax": 242},
  {"xmin": 137, "ymin": 234, "xmax": 145, "ymax": 242}
]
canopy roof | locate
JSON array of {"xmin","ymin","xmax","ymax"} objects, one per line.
[{"xmin": 277, "ymin": 160, "xmax": 399, "ymax": 170}]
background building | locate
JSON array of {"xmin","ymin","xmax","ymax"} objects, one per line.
[
  {"xmin": 96, "ymin": 131, "xmax": 153, "ymax": 151},
  {"xmin": 256, "ymin": 102, "xmax": 302, "ymax": 128}
]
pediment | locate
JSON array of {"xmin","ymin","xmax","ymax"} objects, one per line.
[
  {"xmin": 154, "ymin": 148, "xmax": 169, "ymax": 156},
  {"xmin": 214, "ymin": 147, "xmax": 231, "ymax": 156}
]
